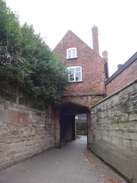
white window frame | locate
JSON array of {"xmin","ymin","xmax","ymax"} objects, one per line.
[
  {"xmin": 67, "ymin": 48, "xmax": 77, "ymax": 59},
  {"xmin": 67, "ymin": 66, "xmax": 82, "ymax": 82}
]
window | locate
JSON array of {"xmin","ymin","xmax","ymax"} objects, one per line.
[
  {"xmin": 67, "ymin": 48, "xmax": 77, "ymax": 59},
  {"xmin": 67, "ymin": 66, "xmax": 82, "ymax": 82}
]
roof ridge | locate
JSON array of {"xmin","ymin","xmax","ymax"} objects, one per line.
[
  {"xmin": 54, "ymin": 29, "xmax": 105, "ymax": 62},
  {"xmin": 105, "ymin": 52, "xmax": 137, "ymax": 85}
]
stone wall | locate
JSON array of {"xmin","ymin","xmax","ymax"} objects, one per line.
[
  {"xmin": 0, "ymin": 93, "xmax": 54, "ymax": 170},
  {"xmin": 90, "ymin": 79, "xmax": 137, "ymax": 183}
]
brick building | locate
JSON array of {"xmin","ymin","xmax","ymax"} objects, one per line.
[
  {"xmin": 53, "ymin": 25, "xmax": 108, "ymax": 147},
  {"xmin": 54, "ymin": 26, "xmax": 109, "ymax": 97},
  {"xmin": 105, "ymin": 52, "xmax": 137, "ymax": 95}
]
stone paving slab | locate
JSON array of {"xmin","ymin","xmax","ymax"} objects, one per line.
[{"xmin": 0, "ymin": 136, "xmax": 127, "ymax": 183}]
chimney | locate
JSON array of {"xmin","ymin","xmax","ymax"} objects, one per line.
[
  {"xmin": 102, "ymin": 50, "xmax": 108, "ymax": 62},
  {"xmin": 92, "ymin": 25, "xmax": 99, "ymax": 54},
  {"xmin": 102, "ymin": 50, "xmax": 109, "ymax": 78},
  {"xmin": 117, "ymin": 64, "xmax": 122, "ymax": 69}
]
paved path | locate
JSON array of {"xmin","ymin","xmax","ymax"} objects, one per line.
[{"xmin": 0, "ymin": 136, "xmax": 127, "ymax": 183}]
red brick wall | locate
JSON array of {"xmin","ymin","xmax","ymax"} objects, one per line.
[
  {"xmin": 54, "ymin": 30, "xmax": 105, "ymax": 95},
  {"xmin": 106, "ymin": 59, "xmax": 137, "ymax": 95}
]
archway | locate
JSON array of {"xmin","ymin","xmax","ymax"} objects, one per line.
[{"xmin": 54, "ymin": 102, "xmax": 91, "ymax": 148}]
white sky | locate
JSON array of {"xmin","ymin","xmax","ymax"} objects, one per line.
[{"xmin": 5, "ymin": 0, "xmax": 137, "ymax": 76}]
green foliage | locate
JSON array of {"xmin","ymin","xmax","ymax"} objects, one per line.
[
  {"xmin": 0, "ymin": 0, "xmax": 69, "ymax": 108},
  {"xmin": 0, "ymin": 0, "xmax": 20, "ymax": 56}
]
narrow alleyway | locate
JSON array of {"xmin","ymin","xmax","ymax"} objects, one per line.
[{"xmin": 0, "ymin": 136, "xmax": 127, "ymax": 183}]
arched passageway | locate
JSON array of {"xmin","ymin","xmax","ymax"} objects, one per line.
[{"xmin": 54, "ymin": 102, "xmax": 91, "ymax": 148}]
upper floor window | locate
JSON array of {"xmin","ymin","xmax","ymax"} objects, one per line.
[
  {"xmin": 67, "ymin": 48, "xmax": 77, "ymax": 59},
  {"xmin": 67, "ymin": 66, "xmax": 82, "ymax": 82}
]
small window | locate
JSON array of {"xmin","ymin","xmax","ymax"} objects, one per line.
[
  {"xmin": 67, "ymin": 66, "xmax": 82, "ymax": 82},
  {"xmin": 67, "ymin": 48, "xmax": 77, "ymax": 59}
]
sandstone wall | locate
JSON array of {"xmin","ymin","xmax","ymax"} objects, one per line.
[
  {"xmin": 0, "ymin": 93, "xmax": 54, "ymax": 170},
  {"xmin": 90, "ymin": 79, "xmax": 137, "ymax": 183}
]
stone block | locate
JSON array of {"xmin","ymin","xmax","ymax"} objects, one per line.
[
  {"xmin": 100, "ymin": 102, "xmax": 104, "ymax": 111},
  {"xmin": 0, "ymin": 157, "xmax": 9, "ymax": 164},
  {"xmin": 130, "ymin": 133, "xmax": 137, "ymax": 140},
  {"xmin": 118, "ymin": 114, "xmax": 129, "ymax": 122},
  {"xmin": 100, "ymin": 118, "xmax": 107, "ymax": 124},
  {"xmin": 107, "ymin": 109, "xmax": 111, "ymax": 118},
  {"xmin": 118, "ymin": 138, "xmax": 124, "ymax": 148},
  {"xmin": 19, "ymin": 105, "xmax": 27, "ymax": 110},
  {"xmin": 29, "ymin": 113, "xmax": 33, "ymax": 119},
  {"xmin": 100, "ymin": 111, "xmax": 106, "ymax": 118},
  {"xmin": 119, "ymin": 94, "xmax": 129, "ymax": 104},
  {"xmin": 111, "ymin": 95, "xmax": 119, "ymax": 106},
  {"xmin": 0, "ymin": 143, "xmax": 9, "ymax": 152},
  {"xmin": 8, "ymin": 105, "xmax": 18, "ymax": 111},
  {"xmin": 129, "ymin": 113, "xmax": 137, "ymax": 121},
  {"xmin": 118, "ymin": 89, "xmax": 126, "ymax": 97},
  {"xmin": 124, "ymin": 139, "xmax": 133, "ymax": 148},
  {"xmin": 112, "ymin": 123, "xmax": 120, "ymax": 130},
  {"xmin": 100, "ymin": 102, "xmax": 105, "ymax": 112},
  {"xmin": 106, "ymin": 100, "xmax": 111, "ymax": 109},
  {"xmin": 133, "ymin": 140, "xmax": 137, "ymax": 148},
  {"xmin": 128, "ymin": 101, "xmax": 134, "ymax": 112},
  {"xmin": 109, "ymin": 131, "xmax": 117, "ymax": 137},
  {"xmin": 116, "ymin": 110, "xmax": 122, "ymax": 116},
  {"xmin": 0, "ymin": 110, "xmax": 8, "ymax": 123},
  {"xmin": 0, "ymin": 152, "xmax": 7, "ymax": 159},
  {"xmin": 119, "ymin": 122, "xmax": 131, "ymax": 131},
  {"xmin": 126, "ymin": 84, "xmax": 135, "ymax": 94},
  {"xmin": 129, "ymin": 89, "xmax": 137, "ymax": 100},
  {"xmin": 0, "ymin": 104, "xmax": 4, "ymax": 110},
  {"xmin": 123, "ymin": 132, "xmax": 131, "ymax": 139}
]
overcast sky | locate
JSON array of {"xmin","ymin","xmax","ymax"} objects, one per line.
[{"xmin": 5, "ymin": 0, "xmax": 137, "ymax": 76}]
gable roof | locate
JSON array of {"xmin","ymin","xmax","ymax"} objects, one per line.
[
  {"xmin": 54, "ymin": 30, "xmax": 105, "ymax": 61},
  {"xmin": 54, "ymin": 30, "xmax": 109, "ymax": 79},
  {"xmin": 105, "ymin": 52, "xmax": 137, "ymax": 85}
]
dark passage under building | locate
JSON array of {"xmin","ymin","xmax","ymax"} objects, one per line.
[{"xmin": 59, "ymin": 103, "xmax": 89, "ymax": 148}]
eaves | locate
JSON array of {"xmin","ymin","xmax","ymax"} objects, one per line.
[{"xmin": 105, "ymin": 52, "xmax": 137, "ymax": 85}]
